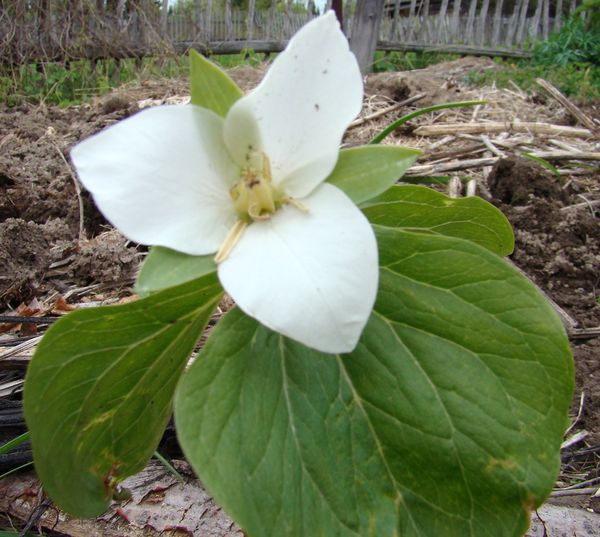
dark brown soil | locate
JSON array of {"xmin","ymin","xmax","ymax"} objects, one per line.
[
  {"xmin": 0, "ymin": 101, "xmax": 140, "ymax": 307},
  {"xmin": 488, "ymin": 156, "xmax": 600, "ymax": 447}
]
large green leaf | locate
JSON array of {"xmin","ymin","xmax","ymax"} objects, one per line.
[
  {"xmin": 136, "ymin": 246, "xmax": 216, "ymax": 297},
  {"xmin": 362, "ymin": 185, "xmax": 515, "ymax": 256},
  {"xmin": 190, "ymin": 49, "xmax": 243, "ymax": 117},
  {"xmin": 326, "ymin": 146, "xmax": 420, "ymax": 204},
  {"xmin": 24, "ymin": 273, "xmax": 223, "ymax": 517},
  {"xmin": 175, "ymin": 228, "xmax": 572, "ymax": 537}
]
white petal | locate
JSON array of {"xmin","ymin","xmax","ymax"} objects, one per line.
[
  {"xmin": 71, "ymin": 105, "xmax": 238, "ymax": 255},
  {"xmin": 223, "ymin": 11, "xmax": 363, "ymax": 199},
  {"xmin": 218, "ymin": 183, "xmax": 378, "ymax": 354}
]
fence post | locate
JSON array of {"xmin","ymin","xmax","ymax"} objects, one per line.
[
  {"xmin": 553, "ymin": 0, "xmax": 563, "ymax": 31},
  {"xmin": 515, "ymin": 0, "xmax": 530, "ymax": 44},
  {"xmin": 205, "ymin": 0, "xmax": 213, "ymax": 40},
  {"xmin": 491, "ymin": 0, "xmax": 505, "ymax": 46},
  {"xmin": 542, "ymin": 0, "xmax": 550, "ymax": 39},
  {"xmin": 505, "ymin": 0, "xmax": 522, "ymax": 46},
  {"xmin": 349, "ymin": 0, "xmax": 385, "ymax": 73},
  {"xmin": 437, "ymin": 0, "xmax": 450, "ymax": 43},
  {"xmin": 451, "ymin": 0, "xmax": 462, "ymax": 41},
  {"xmin": 247, "ymin": 0, "xmax": 256, "ymax": 39},
  {"xmin": 465, "ymin": 0, "xmax": 478, "ymax": 44},
  {"xmin": 477, "ymin": 0, "xmax": 491, "ymax": 46},
  {"xmin": 530, "ymin": 0, "xmax": 543, "ymax": 42},
  {"xmin": 225, "ymin": 0, "xmax": 233, "ymax": 39},
  {"xmin": 161, "ymin": 0, "xmax": 168, "ymax": 37}
]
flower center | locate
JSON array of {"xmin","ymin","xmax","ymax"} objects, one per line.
[
  {"xmin": 215, "ymin": 151, "xmax": 308, "ymax": 264},
  {"xmin": 230, "ymin": 151, "xmax": 279, "ymax": 223}
]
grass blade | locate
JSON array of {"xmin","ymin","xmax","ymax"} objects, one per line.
[{"xmin": 370, "ymin": 100, "xmax": 487, "ymax": 144}]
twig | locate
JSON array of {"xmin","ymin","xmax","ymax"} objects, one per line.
[
  {"xmin": 428, "ymin": 135, "xmax": 455, "ymax": 150},
  {"xmin": 530, "ymin": 150, "xmax": 600, "ymax": 161},
  {"xmin": 556, "ymin": 476, "xmax": 600, "ymax": 491},
  {"xmin": 18, "ymin": 498, "xmax": 52, "ymax": 537},
  {"xmin": 561, "ymin": 198, "xmax": 600, "ymax": 212},
  {"xmin": 53, "ymin": 144, "xmax": 85, "ymax": 241},
  {"xmin": 569, "ymin": 327, "xmax": 600, "ymax": 340},
  {"xmin": 536, "ymin": 78, "xmax": 598, "ymax": 132},
  {"xmin": 447, "ymin": 177, "xmax": 462, "ymax": 198},
  {"xmin": 480, "ymin": 135, "xmax": 505, "ymax": 157},
  {"xmin": 0, "ymin": 316, "xmax": 57, "ymax": 325},
  {"xmin": 561, "ymin": 430, "xmax": 589, "ymax": 450},
  {"xmin": 0, "ymin": 336, "xmax": 43, "ymax": 360},
  {"xmin": 565, "ymin": 392, "xmax": 586, "ymax": 437},
  {"xmin": 414, "ymin": 121, "xmax": 594, "ymax": 138},
  {"xmin": 550, "ymin": 487, "xmax": 599, "ymax": 497},
  {"xmin": 405, "ymin": 157, "xmax": 498, "ymax": 176},
  {"xmin": 348, "ymin": 93, "xmax": 426, "ymax": 129}
]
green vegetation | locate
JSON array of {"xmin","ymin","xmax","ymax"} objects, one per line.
[
  {"xmin": 467, "ymin": 14, "xmax": 600, "ymax": 101},
  {"xmin": 372, "ymin": 50, "xmax": 462, "ymax": 72},
  {"xmin": 466, "ymin": 60, "xmax": 600, "ymax": 100},
  {"xmin": 0, "ymin": 56, "xmax": 185, "ymax": 107},
  {"xmin": 534, "ymin": 16, "xmax": 599, "ymax": 67},
  {"xmin": 0, "ymin": 52, "xmax": 269, "ymax": 107}
]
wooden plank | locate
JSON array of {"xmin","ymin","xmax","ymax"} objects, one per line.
[
  {"xmin": 375, "ymin": 40, "xmax": 533, "ymax": 57},
  {"xmin": 173, "ymin": 38, "xmax": 533, "ymax": 58},
  {"xmin": 176, "ymin": 39, "xmax": 287, "ymax": 55}
]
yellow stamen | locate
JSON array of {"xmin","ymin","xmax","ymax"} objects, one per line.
[
  {"xmin": 282, "ymin": 196, "xmax": 309, "ymax": 213},
  {"xmin": 214, "ymin": 220, "xmax": 248, "ymax": 264}
]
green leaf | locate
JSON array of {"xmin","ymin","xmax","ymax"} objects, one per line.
[
  {"xmin": 135, "ymin": 246, "xmax": 216, "ymax": 298},
  {"xmin": 370, "ymin": 101, "xmax": 486, "ymax": 144},
  {"xmin": 24, "ymin": 273, "xmax": 222, "ymax": 517},
  {"xmin": 190, "ymin": 49, "xmax": 243, "ymax": 117},
  {"xmin": 361, "ymin": 185, "xmax": 515, "ymax": 256},
  {"xmin": 326, "ymin": 145, "xmax": 420, "ymax": 204},
  {"xmin": 175, "ymin": 228, "xmax": 572, "ymax": 537}
]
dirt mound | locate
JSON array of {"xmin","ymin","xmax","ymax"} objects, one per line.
[
  {"xmin": 487, "ymin": 156, "xmax": 568, "ymax": 205},
  {"xmin": 365, "ymin": 56, "xmax": 497, "ymax": 106}
]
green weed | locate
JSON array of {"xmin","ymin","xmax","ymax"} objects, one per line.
[
  {"xmin": 0, "ymin": 51, "xmax": 273, "ymax": 107},
  {"xmin": 466, "ymin": 59, "xmax": 600, "ymax": 101}
]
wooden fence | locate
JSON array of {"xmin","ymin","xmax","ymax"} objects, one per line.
[{"xmin": 0, "ymin": 0, "xmax": 585, "ymax": 65}]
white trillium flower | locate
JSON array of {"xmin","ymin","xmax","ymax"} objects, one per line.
[{"xmin": 70, "ymin": 12, "xmax": 378, "ymax": 354}]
